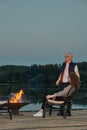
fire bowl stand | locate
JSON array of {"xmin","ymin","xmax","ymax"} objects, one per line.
[{"xmin": 7, "ymin": 103, "xmax": 30, "ymax": 115}]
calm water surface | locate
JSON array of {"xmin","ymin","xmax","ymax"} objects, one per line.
[{"xmin": 20, "ymin": 103, "xmax": 87, "ymax": 112}]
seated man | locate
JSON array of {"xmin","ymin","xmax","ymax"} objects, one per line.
[{"xmin": 33, "ymin": 72, "xmax": 80, "ymax": 117}]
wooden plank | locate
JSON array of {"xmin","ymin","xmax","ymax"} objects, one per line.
[{"xmin": 0, "ymin": 110, "xmax": 87, "ymax": 130}]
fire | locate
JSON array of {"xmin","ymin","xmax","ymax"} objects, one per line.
[{"xmin": 10, "ymin": 89, "xmax": 24, "ymax": 103}]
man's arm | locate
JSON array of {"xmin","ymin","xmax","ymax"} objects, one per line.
[{"xmin": 56, "ymin": 74, "xmax": 61, "ymax": 86}]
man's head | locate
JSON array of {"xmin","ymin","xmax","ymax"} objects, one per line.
[{"xmin": 65, "ymin": 52, "xmax": 73, "ymax": 63}]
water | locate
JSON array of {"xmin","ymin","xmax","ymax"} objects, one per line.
[
  {"xmin": 20, "ymin": 103, "xmax": 87, "ymax": 112},
  {"xmin": 20, "ymin": 103, "xmax": 41, "ymax": 111}
]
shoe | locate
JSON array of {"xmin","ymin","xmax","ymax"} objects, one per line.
[{"xmin": 33, "ymin": 110, "xmax": 43, "ymax": 117}]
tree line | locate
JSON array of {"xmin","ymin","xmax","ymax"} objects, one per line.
[{"xmin": 0, "ymin": 62, "xmax": 87, "ymax": 84}]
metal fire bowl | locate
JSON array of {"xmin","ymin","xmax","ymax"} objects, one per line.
[{"xmin": 7, "ymin": 102, "xmax": 30, "ymax": 115}]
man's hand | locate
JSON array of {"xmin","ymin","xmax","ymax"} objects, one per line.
[{"xmin": 56, "ymin": 80, "xmax": 59, "ymax": 86}]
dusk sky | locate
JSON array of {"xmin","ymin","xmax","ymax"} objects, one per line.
[{"xmin": 0, "ymin": 0, "xmax": 87, "ymax": 66}]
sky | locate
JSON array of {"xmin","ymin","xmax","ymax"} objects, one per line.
[{"xmin": 0, "ymin": 0, "xmax": 87, "ymax": 66}]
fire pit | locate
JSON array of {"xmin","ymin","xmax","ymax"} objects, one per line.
[
  {"xmin": 7, "ymin": 102, "xmax": 30, "ymax": 114},
  {"xmin": 8, "ymin": 89, "xmax": 31, "ymax": 115}
]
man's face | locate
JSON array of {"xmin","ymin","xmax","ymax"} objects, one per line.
[{"xmin": 65, "ymin": 53, "xmax": 73, "ymax": 63}]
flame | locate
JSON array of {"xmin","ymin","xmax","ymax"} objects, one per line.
[{"xmin": 10, "ymin": 89, "xmax": 24, "ymax": 103}]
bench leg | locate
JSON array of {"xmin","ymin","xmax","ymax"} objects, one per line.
[
  {"xmin": 7, "ymin": 107, "xmax": 12, "ymax": 120},
  {"xmin": 66, "ymin": 102, "xmax": 72, "ymax": 116}
]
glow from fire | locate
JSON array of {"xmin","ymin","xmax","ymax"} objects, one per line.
[{"xmin": 10, "ymin": 89, "xmax": 24, "ymax": 103}]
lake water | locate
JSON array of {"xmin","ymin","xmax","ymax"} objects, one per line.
[{"xmin": 20, "ymin": 103, "xmax": 87, "ymax": 112}]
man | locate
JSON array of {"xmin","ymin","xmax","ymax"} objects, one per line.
[{"xmin": 56, "ymin": 52, "xmax": 80, "ymax": 115}]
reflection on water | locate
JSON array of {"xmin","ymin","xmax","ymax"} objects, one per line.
[
  {"xmin": 20, "ymin": 103, "xmax": 87, "ymax": 112},
  {"xmin": 72, "ymin": 104, "xmax": 87, "ymax": 109},
  {"xmin": 20, "ymin": 103, "xmax": 41, "ymax": 111}
]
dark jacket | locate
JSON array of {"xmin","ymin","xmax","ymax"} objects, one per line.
[{"xmin": 61, "ymin": 61, "xmax": 76, "ymax": 75}]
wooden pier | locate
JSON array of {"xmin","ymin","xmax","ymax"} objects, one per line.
[{"xmin": 0, "ymin": 109, "xmax": 87, "ymax": 130}]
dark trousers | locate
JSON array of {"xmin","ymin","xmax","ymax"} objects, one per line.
[{"xmin": 41, "ymin": 95, "xmax": 47, "ymax": 110}]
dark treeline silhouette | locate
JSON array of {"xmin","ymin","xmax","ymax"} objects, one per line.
[{"xmin": 0, "ymin": 62, "xmax": 87, "ymax": 105}]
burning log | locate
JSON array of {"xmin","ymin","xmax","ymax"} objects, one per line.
[{"xmin": 10, "ymin": 89, "xmax": 24, "ymax": 103}]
